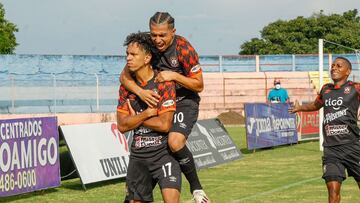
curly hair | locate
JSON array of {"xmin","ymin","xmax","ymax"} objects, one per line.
[{"xmin": 123, "ymin": 32, "xmax": 156, "ymax": 55}]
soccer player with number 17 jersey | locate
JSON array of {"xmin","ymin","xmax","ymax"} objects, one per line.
[{"xmin": 120, "ymin": 12, "xmax": 210, "ymax": 203}]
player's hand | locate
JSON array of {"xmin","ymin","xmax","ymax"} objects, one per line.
[
  {"xmin": 126, "ymin": 99, "xmax": 136, "ymax": 116},
  {"xmin": 288, "ymin": 100, "xmax": 300, "ymax": 114},
  {"xmin": 145, "ymin": 107, "xmax": 157, "ymax": 117},
  {"xmin": 139, "ymin": 89, "xmax": 160, "ymax": 108},
  {"xmin": 155, "ymin": 71, "xmax": 176, "ymax": 82}
]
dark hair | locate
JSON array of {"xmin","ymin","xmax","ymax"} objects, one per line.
[
  {"xmin": 149, "ymin": 12, "xmax": 175, "ymax": 29},
  {"xmin": 123, "ymin": 32, "xmax": 155, "ymax": 55},
  {"xmin": 335, "ymin": 56, "xmax": 352, "ymax": 70}
]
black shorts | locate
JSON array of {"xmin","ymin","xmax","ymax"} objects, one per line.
[
  {"xmin": 322, "ymin": 141, "xmax": 360, "ymax": 183},
  {"xmin": 125, "ymin": 154, "xmax": 182, "ymax": 202},
  {"xmin": 170, "ymin": 98, "xmax": 199, "ymax": 138}
]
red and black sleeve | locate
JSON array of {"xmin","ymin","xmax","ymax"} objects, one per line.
[
  {"xmin": 354, "ymin": 82, "xmax": 360, "ymax": 101},
  {"xmin": 157, "ymin": 81, "xmax": 176, "ymax": 114},
  {"xmin": 176, "ymin": 36, "xmax": 202, "ymax": 78},
  {"xmin": 117, "ymin": 85, "xmax": 130, "ymax": 115}
]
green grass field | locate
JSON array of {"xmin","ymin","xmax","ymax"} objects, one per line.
[{"xmin": 3, "ymin": 127, "xmax": 360, "ymax": 203}]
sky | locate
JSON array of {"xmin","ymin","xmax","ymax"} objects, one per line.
[{"xmin": 2, "ymin": 0, "xmax": 360, "ymax": 56}]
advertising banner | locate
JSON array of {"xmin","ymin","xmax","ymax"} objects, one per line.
[
  {"xmin": 61, "ymin": 119, "xmax": 242, "ymax": 187},
  {"xmin": 187, "ymin": 119, "xmax": 242, "ymax": 169},
  {"xmin": 0, "ymin": 117, "xmax": 60, "ymax": 197},
  {"xmin": 296, "ymin": 111, "xmax": 319, "ymax": 141},
  {"xmin": 60, "ymin": 122, "xmax": 131, "ymax": 186},
  {"xmin": 244, "ymin": 103, "xmax": 298, "ymax": 150}
]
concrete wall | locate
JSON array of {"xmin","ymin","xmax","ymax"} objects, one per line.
[{"xmin": 0, "ymin": 72, "xmax": 319, "ymax": 124}]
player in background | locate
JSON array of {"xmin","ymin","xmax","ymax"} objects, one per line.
[
  {"xmin": 120, "ymin": 12, "xmax": 210, "ymax": 203},
  {"xmin": 117, "ymin": 32, "xmax": 180, "ymax": 203},
  {"xmin": 289, "ymin": 57, "xmax": 360, "ymax": 203}
]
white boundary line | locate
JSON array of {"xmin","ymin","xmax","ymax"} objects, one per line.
[{"xmin": 231, "ymin": 177, "xmax": 319, "ymax": 202}]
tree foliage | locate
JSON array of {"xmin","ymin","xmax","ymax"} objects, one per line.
[
  {"xmin": 0, "ymin": 3, "xmax": 18, "ymax": 54},
  {"xmin": 239, "ymin": 9, "xmax": 360, "ymax": 55}
]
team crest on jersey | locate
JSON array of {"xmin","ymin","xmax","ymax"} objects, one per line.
[
  {"xmin": 344, "ymin": 86, "xmax": 351, "ymax": 94},
  {"xmin": 170, "ymin": 56, "xmax": 179, "ymax": 67}
]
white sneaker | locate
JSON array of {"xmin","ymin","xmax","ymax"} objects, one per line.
[{"xmin": 193, "ymin": 189, "xmax": 211, "ymax": 203}]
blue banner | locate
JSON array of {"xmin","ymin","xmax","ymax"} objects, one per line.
[{"xmin": 244, "ymin": 103, "xmax": 298, "ymax": 150}]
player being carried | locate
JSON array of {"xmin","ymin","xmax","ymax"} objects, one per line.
[{"xmin": 289, "ymin": 57, "xmax": 360, "ymax": 203}]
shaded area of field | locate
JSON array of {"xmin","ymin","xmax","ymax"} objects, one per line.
[{"xmin": 3, "ymin": 127, "xmax": 360, "ymax": 203}]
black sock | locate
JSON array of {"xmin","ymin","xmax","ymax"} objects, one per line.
[{"xmin": 172, "ymin": 146, "xmax": 202, "ymax": 193}]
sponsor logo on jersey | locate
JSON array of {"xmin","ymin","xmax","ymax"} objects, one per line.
[
  {"xmin": 134, "ymin": 136, "xmax": 162, "ymax": 148},
  {"xmin": 190, "ymin": 64, "xmax": 201, "ymax": 73},
  {"xmin": 325, "ymin": 124, "xmax": 349, "ymax": 136},
  {"xmin": 325, "ymin": 97, "xmax": 343, "ymax": 110},
  {"xmin": 344, "ymin": 86, "xmax": 351, "ymax": 94},
  {"xmin": 134, "ymin": 126, "xmax": 152, "ymax": 134},
  {"xmin": 162, "ymin": 99, "xmax": 175, "ymax": 107},
  {"xmin": 170, "ymin": 56, "xmax": 179, "ymax": 67},
  {"xmin": 324, "ymin": 108, "xmax": 347, "ymax": 124}
]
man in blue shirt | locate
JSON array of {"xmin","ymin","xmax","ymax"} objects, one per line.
[{"xmin": 267, "ymin": 78, "xmax": 289, "ymax": 103}]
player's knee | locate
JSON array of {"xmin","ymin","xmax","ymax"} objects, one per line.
[
  {"xmin": 327, "ymin": 185, "xmax": 340, "ymax": 200},
  {"xmin": 168, "ymin": 133, "xmax": 186, "ymax": 152}
]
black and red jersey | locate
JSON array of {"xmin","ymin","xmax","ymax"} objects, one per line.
[
  {"xmin": 315, "ymin": 81, "xmax": 360, "ymax": 147},
  {"xmin": 151, "ymin": 35, "xmax": 202, "ymax": 103},
  {"xmin": 117, "ymin": 72, "xmax": 176, "ymax": 159}
]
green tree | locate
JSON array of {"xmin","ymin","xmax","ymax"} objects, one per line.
[
  {"xmin": 0, "ymin": 3, "xmax": 18, "ymax": 54},
  {"xmin": 239, "ymin": 9, "xmax": 360, "ymax": 54}
]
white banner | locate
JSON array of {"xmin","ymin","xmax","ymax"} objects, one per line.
[{"xmin": 60, "ymin": 122, "xmax": 131, "ymax": 185}]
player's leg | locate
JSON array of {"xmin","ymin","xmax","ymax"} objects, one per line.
[
  {"xmin": 322, "ymin": 148, "xmax": 346, "ymax": 203},
  {"xmin": 326, "ymin": 181, "xmax": 341, "ymax": 203},
  {"xmin": 169, "ymin": 99, "xmax": 210, "ymax": 202},
  {"xmin": 168, "ymin": 99, "xmax": 202, "ymax": 191},
  {"xmin": 153, "ymin": 154, "xmax": 182, "ymax": 203},
  {"xmin": 161, "ymin": 188, "xmax": 181, "ymax": 203},
  {"xmin": 125, "ymin": 158, "xmax": 154, "ymax": 203},
  {"xmin": 344, "ymin": 142, "xmax": 360, "ymax": 190},
  {"xmin": 168, "ymin": 131, "xmax": 202, "ymax": 192}
]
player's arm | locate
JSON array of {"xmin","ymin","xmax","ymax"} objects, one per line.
[
  {"xmin": 288, "ymin": 100, "xmax": 322, "ymax": 113},
  {"xmin": 155, "ymin": 38, "xmax": 204, "ymax": 92},
  {"xmin": 143, "ymin": 111, "xmax": 175, "ymax": 133},
  {"xmin": 143, "ymin": 81, "xmax": 176, "ymax": 132},
  {"xmin": 117, "ymin": 107, "xmax": 157, "ymax": 133},
  {"xmin": 289, "ymin": 84, "xmax": 327, "ymax": 113},
  {"xmin": 120, "ymin": 66, "xmax": 160, "ymax": 107},
  {"xmin": 156, "ymin": 70, "xmax": 204, "ymax": 93}
]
